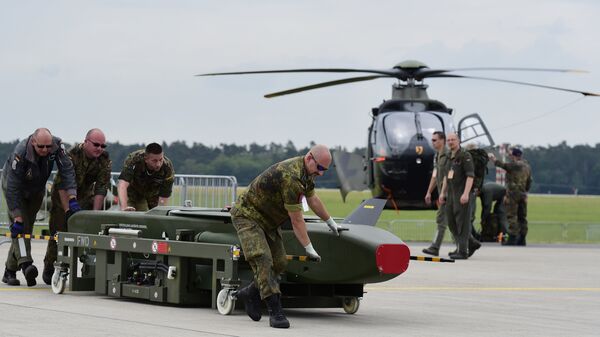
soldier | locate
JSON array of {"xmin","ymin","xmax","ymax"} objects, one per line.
[
  {"xmin": 423, "ymin": 131, "xmax": 449, "ymax": 256},
  {"xmin": 478, "ymin": 182, "xmax": 508, "ymax": 242},
  {"xmin": 42, "ymin": 128, "xmax": 112, "ymax": 284},
  {"xmin": 117, "ymin": 143, "xmax": 174, "ymax": 211},
  {"xmin": 490, "ymin": 148, "xmax": 532, "ymax": 245},
  {"xmin": 1, "ymin": 128, "xmax": 80, "ymax": 287},
  {"xmin": 439, "ymin": 133, "xmax": 475, "ymax": 260},
  {"xmin": 230, "ymin": 144, "xmax": 343, "ymax": 329}
]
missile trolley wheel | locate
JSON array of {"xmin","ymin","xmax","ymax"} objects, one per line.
[
  {"xmin": 342, "ymin": 297, "xmax": 360, "ymax": 314},
  {"xmin": 51, "ymin": 268, "xmax": 67, "ymax": 294},
  {"xmin": 217, "ymin": 288, "xmax": 235, "ymax": 315}
]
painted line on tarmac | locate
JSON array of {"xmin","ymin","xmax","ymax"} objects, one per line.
[
  {"xmin": 0, "ymin": 287, "xmax": 49, "ymax": 292},
  {"xmin": 365, "ymin": 286, "xmax": 600, "ymax": 292}
]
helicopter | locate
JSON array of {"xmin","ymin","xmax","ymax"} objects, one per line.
[{"xmin": 198, "ymin": 60, "xmax": 598, "ymax": 210}]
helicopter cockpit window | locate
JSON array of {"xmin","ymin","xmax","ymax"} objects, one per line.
[
  {"xmin": 420, "ymin": 113, "xmax": 445, "ymax": 142},
  {"xmin": 381, "ymin": 114, "xmax": 415, "ymax": 151}
]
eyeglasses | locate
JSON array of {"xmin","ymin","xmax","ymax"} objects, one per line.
[
  {"xmin": 35, "ymin": 144, "xmax": 53, "ymax": 149},
  {"xmin": 310, "ymin": 152, "xmax": 328, "ymax": 172},
  {"xmin": 86, "ymin": 139, "xmax": 107, "ymax": 149}
]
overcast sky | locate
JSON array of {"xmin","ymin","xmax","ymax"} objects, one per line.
[{"xmin": 1, "ymin": 0, "xmax": 598, "ymax": 150}]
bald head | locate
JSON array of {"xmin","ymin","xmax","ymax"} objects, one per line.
[
  {"xmin": 305, "ymin": 144, "xmax": 332, "ymax": 177},
  {"xmin": 83, "ymin": 128, "xmax": 107, "ymax": 159},
  {"xmin": 32, "ymin": 128, "xmax": 53, "ymax": 157}
]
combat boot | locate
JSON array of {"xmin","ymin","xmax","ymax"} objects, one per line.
[
  {"xmin": 42, "ymin": 265, "xmax": 54, "ymax": 285},
  {"xmin": 235, "ymin": 282, "xmax": 262, "ymax": 321},
  {"xmin": 422, "ymin": 246, "xmax": 439, "ymax": 256},
  {"xmin": 448, "ymin": 251, "xmax": 468, "ymax": 260},
  {"xmin": 2, "ymin": 268, "xmax": 20, "ymax": 286},
  {"xmin": 20, "ymin": 262, "xmax": 38, "ymax": 287},
  {"xmin": 516, "ymin": 235, "xmax": 527, "ymax": 246},
  {"xmin": 468, "ymin": 239, "xmax": 481, "ymax": 257},
  {"xmin": 265, "ymin": 294, "xmax": 290, "ymax": 329}
]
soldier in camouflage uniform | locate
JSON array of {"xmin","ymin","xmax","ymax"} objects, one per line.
[
  {"xmin": 230, "ymin": 144, "xmax": 343, "ymax": 329},
  {"xmin": 439, "ymin": 133, "xmax": 474, "ymax": 260},
  {"xmin": 490, "ymin": 148, "xmax": 532, "ymax": 245},
  {"xmin": 117, "ymin": 143, "xmax": 174, "ymax": 211},
  {"xmin": 1, "ymin": 128, "xmax": 79, "ymax": 287},
  {"xmin": 43, "ymin": 129, "xmax": 112, "ymax": 284},
  {"xmin": 423, "ymin": 131, "xmax": 449, "ymax": 256}
]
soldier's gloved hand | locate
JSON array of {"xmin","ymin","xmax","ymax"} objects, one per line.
[
  {"xmin": 68, "ymin": 198, "xmax": 81, "ymax": 213},
  {"xmin": 304, "ymin": 243, "xmax": 321, "ymax": 262},
  {"xmin": 9, "ymin": 221, "xmax": 24, "ymax": 238},
  {"xmin": 325, "ymin": 217, "xmax": 344, "ymax": 237}
]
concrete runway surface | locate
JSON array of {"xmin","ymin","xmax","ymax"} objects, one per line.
[{"xmin": 0, "ymin": 240, "xmax": 598, "ymax": 337}]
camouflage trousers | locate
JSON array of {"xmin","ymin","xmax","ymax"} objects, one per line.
[
  {"xmin": 4, "ymin": 191, "xmax": 45, "ymax": 271},
  {"xmin": 505, "ymin": 191, "xmax": 528, "ymax": 237},
  {"xmin": 231, "ymin": 216, "xmax": 287, "ymax": 299}
]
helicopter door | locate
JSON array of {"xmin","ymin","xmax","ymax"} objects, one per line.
[{"xmin": 457, "ymin": 113, "xmax": 495, "ymax": 148}]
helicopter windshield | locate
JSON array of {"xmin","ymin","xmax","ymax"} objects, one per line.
[{"xmin": 382, "ymin": 112, "xmax": 444, "ymax": 152}]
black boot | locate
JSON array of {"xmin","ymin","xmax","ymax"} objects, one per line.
[
  {"xmin": 468, "ymin": 239, "xmax": 481, "ymax": 257},
  {"xmin": 422, "ymin": 246, "xmax": 439, "ymax": 256},
  {"xmin": 42, "ymin": 265, "xmax": 54, "ymax": 285},
  {"xmin": 20, "ymin": 263, "xmax": 38, "ymax": 287},
  {"xmin": 2, "ymin": 268, "xmax": 20, "ymax": 286},
  {"xmin": 265, "ymin": 294, "xmax": 290, "ymax": 329},
  {"xmin": 235, "ymin": 282, "xmax": 262, "ymax": 321},
  {"xmin": 449, "ymin": 251, "xmax": 468, "ymax": 260},
  {"xmin": 516, "ymin": 235, "xmax": 527, "ymax": 246}
]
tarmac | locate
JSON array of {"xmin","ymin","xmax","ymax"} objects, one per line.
[{"xmin": 0, "ymin": 240, "xmax": 598, "ymax": 337}]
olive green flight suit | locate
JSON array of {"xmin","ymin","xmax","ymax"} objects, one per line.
[{"xmin": 445, "ymin": 148, "xmax": 474, "ymax": 255}]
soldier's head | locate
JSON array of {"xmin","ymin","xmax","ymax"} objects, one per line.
[
  {"xmin": 31, "ymin": 128, "xmax": 53, "ymax": 157},
  {"xmin": 83, "ymin": 128, "xmax": 107, "ymax": 159},
  {"xmin": 446, "ymin": 132, "xmax": 460, "ymax": 151},
  {"xmin": 510, "ymin": 147, "xmax": 523, "ymax": 160},
  {"xmin": 144, "ymin": 142, "xmax": 165, "ymax": 172},
  {"xmin": 431, "ymin": 131, "xmax": 446, "ymax": 151},
  {"xmin": 305, "ymin": 144, "xmax": 332, "ymax": 177}
]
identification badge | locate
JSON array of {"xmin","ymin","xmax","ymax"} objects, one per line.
[
  {"xmin": 448, "ymin": 169, "xmax": 454, "ymax": 179},
  {"xmin": 301, "ymin": 196, "xmax": 309, "ymax": 212}
]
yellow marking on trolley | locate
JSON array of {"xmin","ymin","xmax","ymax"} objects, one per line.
[
  {"xmin": 365, "ymin": 286, "xmax": 600, "ymax": 292},
  {"xmin": 363, "ymin": 205, "xmax": 375, "ymax": 209}
]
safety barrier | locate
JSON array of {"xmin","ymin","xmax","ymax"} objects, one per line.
[{"xmin": 0, "ymin": 170, "xmax": 237, "ymax": 226}]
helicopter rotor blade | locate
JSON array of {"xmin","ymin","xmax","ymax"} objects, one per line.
[
  {"xmin": 440, "ymin": 67, "xmax": 589, "ymax": 74},
  {"xmin": 264, "ymin": 75, "xmax": 389, "ymax": 98},
  {"xmin": 197, "ymin": 68, "xmax": 398, "ymax": 77},
  {"xmin": 430, "ymin": 74, "xmax": 600, "ymax": 97}
]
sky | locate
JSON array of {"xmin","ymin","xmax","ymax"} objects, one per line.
[{"xmin": 1, "ymin": 0, "xmax": 599, "ymax": 150}]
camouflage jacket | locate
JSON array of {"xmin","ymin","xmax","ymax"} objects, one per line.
[
  {"xmin": 445, "ymin": 147, "xmax": 474, "ymax": 199},
  {"xmin": 434, "ymin": 148, "xmax": 449, "ymax": 191},
  {"xmin": 1, "ymin": 135, "xmax": 76, "ymax": 218},
  {"xmin": 118, "ymin": 150, "xmax": 174, "ymax": 203},
  {"xmin": 494, "ymin": 159, "xmax": 532, "ymax": 193},
  {"xmin": 51, "ymin": 143, "xmax": 112, "ymax": 209},
  {"xmin": 231, "ymin": 156, "xmax": 315, "ymax": 232}
]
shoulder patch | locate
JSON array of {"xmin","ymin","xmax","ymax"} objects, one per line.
[{"xmin": 11, "ymin": 159, "xmax": 18, "ymax": 170}]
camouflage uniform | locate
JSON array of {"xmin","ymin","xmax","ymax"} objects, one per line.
[
  {"xmin": 230, "ymin": 156, "xmax": 315, "ymax": 299},
  {"xmin": 45, "ymin": 143, "xmax": 112, "ymax": 271},
  {"xmin": 479, "ymin": 182, "xmax": 508, "ymax": 241},
  {"xmin": 118, "ymin": 150, "xmax": 174, "ymax": 211},
  {"xmin": 445, "ymin": 148, "xmax": 474, "ymax": 255},
  {"xmin": 494, "ymin": 158, "xmax": 532, "ymax": 238},
  {"xmin": 1, "ymin": 135, "xmax": 76, "ymax": 271},
  {"xmin": 430, "ymin": 149, "xmax": 449, "ymax": 250}
]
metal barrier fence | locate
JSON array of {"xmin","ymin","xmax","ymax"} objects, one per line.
[{"xmin": 0, "ymin": 170, "xmax": 237, "ymax": 226}]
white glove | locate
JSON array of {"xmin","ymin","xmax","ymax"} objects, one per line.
[
  {"xmin": 304, "ymin": 242, "xmax": 321, "ymax": 262},
  {"xmin": 326, "ymin": 217, "xmax": 343, "ymax": 236}
]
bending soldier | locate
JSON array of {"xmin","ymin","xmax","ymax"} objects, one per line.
[
  {"xmin": 478, "ymin": 182, "xmax": 508, "ymax": 242},
  {"xmin": 490, "ymin": 148, "xmax": 532, "ymax": 245},
  {"xmin": 1, "ymin": 128, "xmax": 79, "ymax": 287},
  {"xmin": 117, "ymin": 143, "xmax": 174, "ymax": 211},
  {"xmin": 43, "ymin": 129, "xmax": 111, "ymax": 284},
  {"xmin": 230, "ymin": 144, "xmax": 343, "ymax": 329}
]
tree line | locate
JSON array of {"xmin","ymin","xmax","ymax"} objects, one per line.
[{"xmin": 0, "ymin": 140, "xmax": 598, "ymax": 195}]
